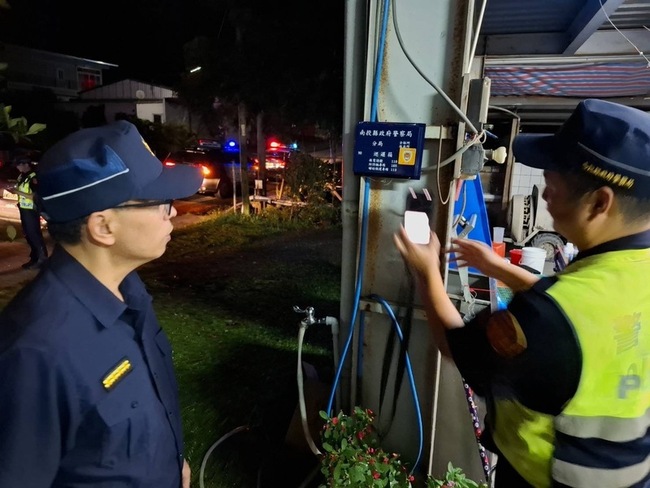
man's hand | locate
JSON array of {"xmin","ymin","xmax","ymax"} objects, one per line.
[
  {"xmin": 447, "ymin": 237, "xmax": 504, "ymax": 277},
  {"xmin": 393, "ymin": 225, "xmax": 442, "ymax": 282},
  {"xmin": 182, "ymin": 459, "xmax": 191, "ymax": 488},
  {"xmin": 448, "ymin": 237, "xmax": 540, "ymax": 292}
]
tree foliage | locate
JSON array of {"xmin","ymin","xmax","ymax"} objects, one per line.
[{"xmin": 176, "ymin": 0, "xmax": 344, "ymax": 141}]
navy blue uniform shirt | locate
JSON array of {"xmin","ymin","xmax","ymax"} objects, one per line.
[{"xmin": 0, "ymin": 245, "xmax": 185, "ymax": 487}]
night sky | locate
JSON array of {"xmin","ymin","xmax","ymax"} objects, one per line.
[{"xmin": 0, "ymin": 0, "xmax": 230, "ymax": 85}]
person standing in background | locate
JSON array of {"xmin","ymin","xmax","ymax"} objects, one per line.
[
  {"xmin": 4, "ymin": 156, "xmax": 48, "ymax": 269},
  {"xmin": 0, "ymin": 121, "xmax": 203, "ymax": 487}
]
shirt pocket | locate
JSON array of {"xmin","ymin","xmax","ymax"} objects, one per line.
[{"xmin": 94, "ymin": 385, "xmax": 156, "ymax": 468}]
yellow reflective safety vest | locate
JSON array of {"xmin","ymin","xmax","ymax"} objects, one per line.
[
  {"xmin": 492, "ymin": 249, "xmax": 650, "ymax": 488},
  {"xmin": 16, "ymin": 171, "xmax": 36, "ymax": 210}
]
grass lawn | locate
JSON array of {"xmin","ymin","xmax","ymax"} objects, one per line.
[{"xmin": 1, "ymin": 210, "xmax": 343, "ymax": 488}]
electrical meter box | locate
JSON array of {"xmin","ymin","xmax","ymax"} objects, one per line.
[{"xmin": 353, "ymin": 122, "xmax": 426, "ymax": 179}]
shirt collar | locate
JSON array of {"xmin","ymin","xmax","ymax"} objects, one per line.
[
  {"xmin": 49, "ymin": 246, "xmax": 150, "ymax": 329},
  {"xmin": 572, "ymin": 229, "xmax": 650, "ymax": 263}
]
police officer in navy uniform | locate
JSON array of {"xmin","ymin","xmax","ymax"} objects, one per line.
[
  {"xmin": 394, "ymin": 99, "xmax": 650, "ymax": 487},
  {"xmin": 5, "ymin": 156, "xmax": 48, "ymax": 268},
  {"xmin": 0, "ymin": 121, "xmax": 202, "ymax": 488}
]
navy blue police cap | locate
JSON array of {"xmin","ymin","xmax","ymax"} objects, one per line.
[
  {"xmin": 37, "ymin": 120, "xmax": 202, "ymax": 223},
  {"xmin": 513, "ymin": 99, "xmax": 650, "ymax": 197}
]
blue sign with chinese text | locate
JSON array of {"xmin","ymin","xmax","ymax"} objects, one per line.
[{"xmin": 353, "ymin": 122, "xmax": 426, "ymax": 179}]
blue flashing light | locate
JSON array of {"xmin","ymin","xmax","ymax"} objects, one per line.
[
  {"xmin": 289, "ymin": 143, "xmax": 298, "ymax": 150},
  {"xmin": 224, "ymin": 139, "xmax": 239, "ymax": 152}
]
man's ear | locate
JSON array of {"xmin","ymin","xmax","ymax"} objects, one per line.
[
  {"xmin": 586, "ymin": 186, "xmax": 615, "ymax": 220},
  {"xmin": 85, "ymin": 211, "xmax": 116, "ymax": 246}
]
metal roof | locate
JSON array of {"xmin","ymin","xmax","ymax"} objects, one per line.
[
  {"xmin": 478, "ymin": 0, "xmax": 650, "ymax": 127},
  {"xmin": 478, "ymin": 0, "xmax": 650, "ymax": 56}
]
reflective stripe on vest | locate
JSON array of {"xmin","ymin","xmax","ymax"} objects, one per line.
[
  {"xmin": 17, "ymin": 172, "xmax": 35, "ymax": 209},
  {"xmin": 491, "ymin": 249, "xmax": 650, "ymax": 488},
  {"xmin": 549, "ymin": 250, "xmax": 650, "ymax": 488},
  {"xmin": 554, "ymin": 453, "xmax": 650, "ymax": 488}
]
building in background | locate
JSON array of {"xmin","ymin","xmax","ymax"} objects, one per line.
[
  {"xmin": 0, "ymin": 42, "xmax": 116, "ymax": 101},
  {"xmin": 0, "ymin": 43, "xmax": 194, "ymax": 131}
]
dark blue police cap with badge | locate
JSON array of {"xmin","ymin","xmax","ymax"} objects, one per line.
[
  {"xmin": 513, "ymin": 99, "xmax": 650, "ymax": 198},
  {"xmin": 37, "ymin": 120, "xmax": 203, "ymax": 223}
]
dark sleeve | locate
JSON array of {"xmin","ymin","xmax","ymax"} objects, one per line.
[
  {"xmin": 446, "ymin": 280, "xmax": 582, "ymax": 415},
  {"xmin": 0, "ymin": 347, "xmax": 63, "ymax": 486}
]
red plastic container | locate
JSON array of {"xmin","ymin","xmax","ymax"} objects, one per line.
[{"xmin": 509, "ymin": 248, "xmax": 522, "ymax": 265}]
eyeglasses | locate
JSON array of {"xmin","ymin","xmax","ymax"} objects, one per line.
[{"xmin": 114, "ymin": 199, "xmax": 174, "ymax": 216}]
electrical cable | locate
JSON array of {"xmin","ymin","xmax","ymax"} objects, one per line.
[
  {"xmin": 367, "ymin": 294, "xmax": 424, "ymax": 476},
  {"xmin": 436, "ymin": 130, "xmax": 452, "ymax": 205},
  {"xmin": 488, "ymin": 105, "xmax": 520, "ymax": 120},
  {"xmin": 371, "ymin": 0, "xmax": 392, "ymax": 122},
  {"xmin": 465, "ymin": 0, "xmax": 489, "ymax": 75},
  {"xmin": 598, "ymin": 0, "xmax": 650, "ymax": 67},
  {"xmin": 326, "ymin": 179, "xmax": 371, "ymax": 416},
  {"xmin": 326, "ymin": 0, "xmax": 390, "ymax": 417},
  {"xmin": 421, "ymin": 131, "xmax": 483, "ymax": 173},
  {"xmin": 356, "ymin": 309, "xmax": 366, "ymax": 404},
  {"xmin": 391, "ymin": 0, "xmax": 479, "ymax": 134}
]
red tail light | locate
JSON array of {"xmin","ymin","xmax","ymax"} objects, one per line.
[
  {"xmin": 164, "ymin": 160, "xmax": 176, "ymax": 166},
  {"xmin": 200, "ymin": 164, "xmax": 211, "ymax": 176}
]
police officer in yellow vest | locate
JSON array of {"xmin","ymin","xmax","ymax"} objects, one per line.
[
  {"xmin": 394, "ymin": 99, "xmax": 650, "ymax": 487},
  {"xmin": 6, "ymin": 157, "xmax": 48, "ymax": 269}
]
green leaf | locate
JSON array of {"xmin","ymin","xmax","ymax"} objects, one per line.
[{"xmin": 26, "ymin": 123, "xmax": 46, "ymax": 136}]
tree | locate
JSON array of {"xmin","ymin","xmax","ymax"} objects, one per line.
[
  {"xmin": 175, "ymin": 0, "xmax": 344, "ymax": 213},
  {"xmin": 0, "ymin": 103, "xmax": 46, "ymax": 147}
]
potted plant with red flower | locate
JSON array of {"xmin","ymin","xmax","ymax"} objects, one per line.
[
  {"xmin": 319, "ymin": 406, "xmax": 415, "ymax": 487},
  {"xmin": 318, "ymin": 407, "xmax": 488, "ymax": 488}
]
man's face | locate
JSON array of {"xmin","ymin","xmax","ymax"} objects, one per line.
[
  {"xmin": 16, "ymin": 162, "xmax": 30, "ymax": 173},
  {"xmin": 109, "ymin": 201, "xmax": 177, "ymax": 266},
  {"xmin": 541, "ymin": 170, "xmax": 586, "ymax": 242}
]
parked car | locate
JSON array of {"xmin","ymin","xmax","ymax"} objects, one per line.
[{"xmin": 162, "ymin": 146, "xmax": 254, "ymax": 198}]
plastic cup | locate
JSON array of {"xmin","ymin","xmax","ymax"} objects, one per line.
[
  {"xmin": 521, "ymin": 247, "xmax": 547, "ymax": 273},
  {"xmin": 492, "ymin": 242, "xmax": 506, "ymax": 257},
  {"xmin": 509, "ymin": 248, "xmax": 522, "ymax": 265},
  {"xmin": 493, "ymin": 226, "xmax": 505, "ymax": 243}
]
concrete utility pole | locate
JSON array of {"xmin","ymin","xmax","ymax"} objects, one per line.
[
  {"xmin": 238, "ymin": 102, "xmax": 251, "ymax": 215},
  {"xmin": 256, "ymin": 112, "xmax": 267, "ymax": 196},
  {"xmin": 340, "ymin": 0, "xmax": 486, "ymax": 481}
]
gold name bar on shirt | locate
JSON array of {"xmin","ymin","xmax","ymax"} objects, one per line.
[{"xmin": 102, "ymin": 358, "xmax": 133, "ymax": 390}]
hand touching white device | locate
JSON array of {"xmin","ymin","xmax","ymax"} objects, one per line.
[{"xmin": 404, "ymin": 210, "xmax": 430, "ymax": 244}]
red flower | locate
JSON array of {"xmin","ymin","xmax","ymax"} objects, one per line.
[
  {"xmin": 373, "ymin": 472, "xmax": 381, "ymax": 479},
  {"xmin": 331, "ymin": 417, "xmax": 339, "ymax": 425}
]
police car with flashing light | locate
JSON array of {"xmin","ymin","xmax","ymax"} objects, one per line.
[{"xmin": 162, "ymin": 139, "xmax": 254, "ymax": 198}]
